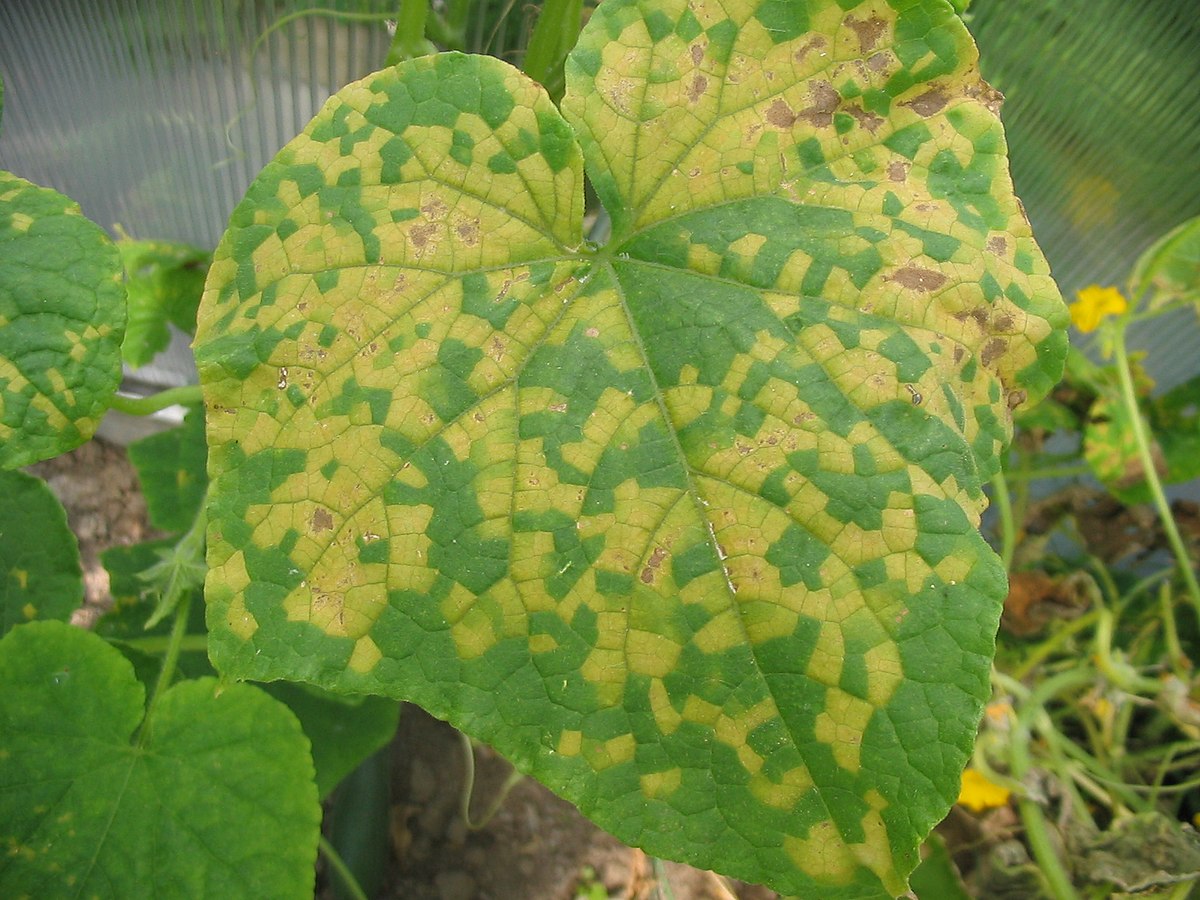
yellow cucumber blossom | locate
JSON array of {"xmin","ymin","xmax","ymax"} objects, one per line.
[
  {"xmin": 1070, "ymin": 285, "xmax": 1128, "ymax": 332},
  {"xmin": 957, "ymin": 767, "xmax": 1011, "ymax": 812}
]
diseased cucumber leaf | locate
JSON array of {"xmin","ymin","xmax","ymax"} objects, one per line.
[
  {"xmin": 0, "ymin": 470, "xmax": 82, "ymax": 635},
  {"xmin": 0, "ymin": 173, "xmax": 126, "ymax": 468},
  {"xmin": 0, "ymin": 621, "xmax": 320, "ymax": 899},
  {"xmin": 1130, "ymin": 214, "xmax": 1200, "ymax": 313},
  {"xmin": 1085, "ymin": 373, "xmax": 1200, "ymax": 506},
  {"xmin": 117, "ymin": 236, "xmax": 210, "ymax": 368},
  {"xmin": 195, "ymin": 2, "xmax": 1067, "ymax": 895}
]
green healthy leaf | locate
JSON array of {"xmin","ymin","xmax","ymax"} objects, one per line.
[
  {"xmin": 262, "ymin": 683, "xmax": 401, "ymax": 798},
  {"xmin": 117, "ymin": 236, "xmax": 210, "ymax": 368},
  {"xmin": 195, "ymin": 3, "xmax": 1066, "ymax": 895},
  {"xmin": 0, "ymin": 173, "xmax": 126, "ymax": 468},
  {"xmin": 909, "ymin": 833, "xmax": 970, "ymax": 900},
  {"xmin": 0, "ymin": 621, "xmax": 320, "ymax": 899},
  {"xmin": 1129, "ymin": 214, "xmax": 1200, "ymax": 312},
  {"xmin": 0, "ymin": 470, "xmax": 82, "ymax": 635},
  {"xmin": 127, "ymin": 405, "xmax": 209, "ymax": 532}
]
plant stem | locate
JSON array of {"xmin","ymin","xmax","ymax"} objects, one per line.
[
  {"xmin": 990, "ymin": 469, "xmax": 1017, "ymax": 569},
  {"xmin": 251, "ymin": 8, "xmax": 397, "ymax": 64},
  {"xmin": 999, "ymin": 667, "xmax": 1093, "ymax": 900},
  {"xmin": 1111, "ymin": 329, "xmax": 1200, "ymax": 620},
  {"xmin": 444, "ymin": 0, "xmax": 472, "ymax": 38},
  {"xmin": 1160, "ymin": 583, "xmax": 1190, "ymax": 676},
  {"xmin": 319, "ymin": 834, "xmax": 370, "ymax": 900},
  {"xmin": 651, "ymin": 856, "xmax": 678, "ymax": 900},
  {"xmin": 390, "ymin": 0, "xmax": 431, "ymax": 61},
  {"xmin": 117, "ymin": 634, "xmax": 209, "ymax": 655},
  {"xmin": 1011, "ymin": 610, "xmax": 1100, "ymax": 682},
  {"xmin": 1093, "ymin": 608, "xmax": 1162, "ymax": 695},
  {"xmin": 458, "ymin": 730, "xmax": 524, "ymax": 830},
  {"xmin": 106, "ymin": 384, "xmax": 204, "ymax": 416},
  {"xmin": 136, "ymin": 591, "xmax": 192, "ymax": 746}
]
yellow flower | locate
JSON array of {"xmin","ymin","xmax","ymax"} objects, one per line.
[
  {"xmin": 1070, "ymin": 285, "xmax": 1128, "ymax": 332},
  {"xmin": 957, "ymin": 767, "xmax": 1011, "ymax": 812}
]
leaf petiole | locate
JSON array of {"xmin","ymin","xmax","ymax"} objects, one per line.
[
  {"xmin": 135, "ymin": 591, "xmax": 192, "ymax": 747},
  {"xmin": 106, "ymin": 384, "xmax": 204, "ymax": 417},
  {"xmin": 388, "ymin": 0, "xmax": 435, "ymax": 62},
  {"xmin": 319, "ymin": 835, "xmax": 370, "ymax": 900}
]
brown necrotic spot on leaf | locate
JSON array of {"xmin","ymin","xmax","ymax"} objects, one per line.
[
  {"xmin": 765, "ymin": 99, "xmax": 797, "ymax": 129},
  {"xmin": 455, "ymin": 218, "xmax": 480, "ymax": 246},
  {"xmin": 690, "ymin": 43, "xmax": 704, "ymax": 66},
  {"xmin": 640, "ymin": 546, "xmax": 668, "ymax": 584},
  {"xmin": 311, "ymin": 507, "xmax": 335, "ymax": 533},
  {"xmin": 965, "ymin": 80, "xmax": 1004, "ymax": 115},
  {"xmin": 987, "ymin": 236, "xmax": 1008, "ymax": 255},
  {"xmin": 1007, "ymin": 389, "xmax": 1028, "ymax": 410},
  {"xmin": 847, "ymin": 106, "xmax": 883, "ymax": 133},
  {"xmin": 903, "ymin": 88, "xmax": 950, "ymax": 117},
  {"xmin": 793, "ymin": 35, "xmax": 826, "ymax": 64},
  {"xmin": 687, "ymin": 74, "xmax": 709, "ymax": 104},
  {"xmin": 954, "ymin": 307, "xmax": 990, "ymax": 331},
  {"xmin": 867, "ymin": 51, "xmax": 892, "ymax": 72},
  {"xmin": 887, "ymin": 160, "xmax": 909, "ymax": 183},
  {"xmin": 799, "ymin": 81, "xmax": 840, "ymax": 128},
  {"xmin": 846, "ymin": 15, "xmax": 887, "ymax": 52},
  {"xmin": 409, "ymin": 221, "xmax": 438, "ymax": 250},
  {"xmin": 892, "ymin": 266, "xmax": 947, "ymax": 292},
  {"xmin": 980, "ymin": 338, "xmax": 1008, "ymax": 367}
]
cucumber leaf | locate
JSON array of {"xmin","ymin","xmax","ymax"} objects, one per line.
[
  {"xmin": 195, "ymin": 2, "xmax": 1066, "ymax": 894},
  {"xmin": 0, "ymin": 173, "xmax": 125, "ymax": 468},
  {"xmin": 118, "ymin": 236, "xmax": 210, "ymax": 368},
  {"xmin": 0, "ymin": 621, "xmax": 320, "ymax": 899},
  {"xmin": 0, "ymin": 470, "xmax": 82, "ymax": 635}
]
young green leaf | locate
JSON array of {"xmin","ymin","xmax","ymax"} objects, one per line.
[
  {"xmin": 0, "ymin": 173, "xmax": 126, "ymax": 468},
  {"xmin": 100, "ymin": 537, "xmax": 207, "ymax": 638},
  {"xmin": 118, "ymin": 236, "xmax": 210, "ymax": 368},
  {"xmin": 0, "ymin": 470, "xmax": 83, "ymax": 635},
  {"xmin": 0, "ymin": 621, "xmax": 321, "ymax": 899},
  {"xmin": 195, "ymin": 2, "xmax": 1067, "ymax": 895}
]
